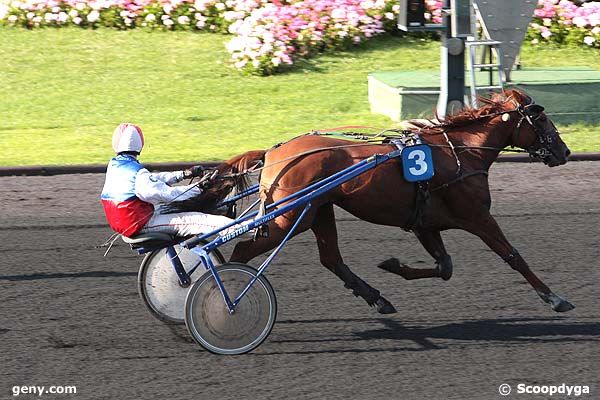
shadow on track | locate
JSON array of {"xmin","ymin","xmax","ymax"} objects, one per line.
[
  {"xmin": 261, "ymin": 317, "xmax": 600, "ymax": 355},
  {"xmin": 0, "ymin": 271, "xmax": 137, "ymax": 281}
]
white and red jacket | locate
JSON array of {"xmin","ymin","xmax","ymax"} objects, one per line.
[{"xmin": 100, "ymin": 154, "xmax": 201, "ymax": 237}]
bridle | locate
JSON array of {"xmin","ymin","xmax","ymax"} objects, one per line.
[{"xmin": 508, "ymin": 100, "xmax": 560, "ymax": 161}]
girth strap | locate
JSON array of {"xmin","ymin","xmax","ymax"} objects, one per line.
[{"xmin": 403, "ymin": 181, "xmax": 430, "ymax": 232}]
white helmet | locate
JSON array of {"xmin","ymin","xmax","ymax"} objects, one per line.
[{"xmin": 112, "ymin": 123, "xmax": 144, "ymax": 154}]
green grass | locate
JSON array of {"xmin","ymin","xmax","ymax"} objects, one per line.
[{"xmin": 0, "ymin": 29, "xmax": 598, "ymax": 166}]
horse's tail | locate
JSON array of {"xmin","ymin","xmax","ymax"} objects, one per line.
[
  {"xmin": 221, "ymin": 149, "xmax": 266, "ymax": 174},
  {"xmin": 217, "ymin": 149, "xmax": 266, "ymax": 194}
]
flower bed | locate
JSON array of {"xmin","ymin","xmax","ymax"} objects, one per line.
[
  {"xmin": 0, "ymin": 0, "xmax": 597, "ymax": 75},
  {"xmin": 527, "ymin": 0, "xmax": 600, "ymax": 48}
]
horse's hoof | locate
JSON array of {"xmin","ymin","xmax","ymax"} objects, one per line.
[
  {"xmin": 436, "ymin": 255, "xmax": 453, "ymax": 281},
  {"xmin": 552, "ymin": 299, "xmax": 576, "ymax": 313},
  {"xmin": 541, "ymin": 292, "xmax": 576, "ymax": 313},
  {"xmin": 374, "ymin": 297, "xmax": 397, "ymax": 314},
  {"xmin": 377, "ymin": 258, "xmax": 402, "ymax": 274}
]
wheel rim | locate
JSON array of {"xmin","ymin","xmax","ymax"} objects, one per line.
[
  {"xmin": 140, "ymin": 245, "xmax": 223, "ymax": 324},
  {"xmin": 185, "ymin": 265, "xmax": 276, "ymax": 355}
]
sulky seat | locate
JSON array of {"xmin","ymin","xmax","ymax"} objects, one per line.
[{"xmin": 121, "ymin": 232, "xmax": 178, "ymax": 249}]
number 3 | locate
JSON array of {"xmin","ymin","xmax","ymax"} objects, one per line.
[{"xmin": 408, "ymin": 149, "xmax": 428, "ymax": 176}]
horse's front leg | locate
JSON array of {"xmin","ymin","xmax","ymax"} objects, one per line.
[
  {"xmin": 377, "ymin": 229, "xmax": 453, "ymax": 281},
  {"xmin": 465, "ymin": 213, "xmax": 575, "ymax": 312}
]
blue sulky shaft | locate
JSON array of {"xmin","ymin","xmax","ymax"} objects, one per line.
[{"xmin": 216, "ymin": 184, "xmax": 260, "ymax": 208}]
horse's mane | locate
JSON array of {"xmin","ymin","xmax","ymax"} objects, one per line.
[{"xmin": 408, "ymin": 90, "xmax": 520, "ymax": 134}]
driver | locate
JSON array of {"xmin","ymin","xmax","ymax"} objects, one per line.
[{"xmin": 100, "ymin": 123, "xmax": 236, "ymax": 238}]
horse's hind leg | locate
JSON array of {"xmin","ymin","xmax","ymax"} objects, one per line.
[
  {"xmin": 466, "ymin": 213, "xmax": 574, "ymax": 313},
  {"xmin": 311, "ymin": 204, "xmax": 396, "ymax": 314},
  {"xmin": 378, "ymin": 229, "xmax": 453, "ymax": 281}
]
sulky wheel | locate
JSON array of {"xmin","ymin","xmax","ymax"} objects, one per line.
[
  {"xmin": 184, "ymin": 263, "xmax": 277, "ymax": 355},
  {"xmin": 138, "ymin": 245, "xmax": 225, "ymax": 324}
]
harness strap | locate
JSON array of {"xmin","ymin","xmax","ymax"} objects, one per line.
[
  {"xmin": 431, "ymin": 170, "xmax": 489, "ymax": 192},
  {"xmin": 403, "ymin": 181, "xmax": 430, "ymax": 232}
]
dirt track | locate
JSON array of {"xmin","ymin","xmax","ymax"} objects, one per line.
[{"xmin": 1, "ymin": 162, "xmax": 599, "ymax": 400}]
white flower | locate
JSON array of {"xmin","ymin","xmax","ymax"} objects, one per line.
[
  {"xmin": 177, "ymin": 15, "xmax": 190, "ymax": 25},
  {"xmin": 51, "ymin": 6, "xmax": 60, "ymax": 13},
  {"xmin": 196, "ymin": 19, "xmax": 205, "ymax": 28},
  {"xmin": 8, "ymin": 14, "xmax": 17, "ymax": 22},
  {"xmin": 120, "ymin": 10, "xmax": 128, "ymax": 18},
  {"xmin": 163, "ymin": 4, "xmax": 172, "ymax": 14},
  {"xmin": 592, "ymin": 26, "xmax": 600, "ymax": 35},
  {"xmin": 161, "ymin": 14, "xmax": 169, "ymax": 20},
  {"xmin": 87, "ymin": 10, "xmax": 99, "ymax": 23},
  {"xmin": 271, "ymin": 57, "xmax": 281, "ymax": 66},
  {"xmin": 224, "ymin": 10, "xmax": 242, "ymax": 21},
  {"xmin": 331, "ymin": 8, "xmax": 345, "ymax": 19},
  {"xmin": 58, "ymin": 12, "xmax": 67, "ymax": 23},
  {"xmin": 360, "ymin": 0, "xmax": 375, "ymax": 9},
  {"xmin": 73, "ymin": 16, "xmax": 82, "ymax": 24},
  {"xmin": 234, "ymin": 59, "xmax": 247, "ymax": 69},
  {"xmin": 194, "ymin": 12, "xmax": 203, "ymax": 20},
  {"xmin": 68, "ymin": 10, "xmax": 78, "ymax": 18},
  {"xmin": 194, "ymin": 0, "xmax": 206, "ymax": 12},
  {"xmin": 572, "ymin": 16, "xmax": 587, "ymax": 28},
  {"xmin": 392, "ymin": 4, "xmax": 399, "ymax": 12},
  {"xmin": 252, "ymin": 59, "xmax": 260, "ymax": 68},
  {"xmin": 543, "ymin": 18, "xmax": 552, "ymax": 26},
  {"xmin": 215, "ymin": 2, "xmax": 226, "ymax": 11},
  {"xmin": 33, "ymin": 15, "xmax": 42, "ymax": 23},
  {"xmin": 163, "ymin": 18, "xmax": 173, "ymax": 26},
  {"xmin": 145, "ymin": 13, "xmax": 155, "ymax": 22},
  {"xmin": 44, "ymin": 13, "xmax": 55, "ymax": 22},
  {"xmin": 385, "ymin": 12, "xmax": 394, "ymax": 20},
  {"xmin": 531, "ymin": 38, "xmax": 539, "ymax": 44},
  {"xmin": 26, "ymin": 12, "xmax": 34, "ymax": 19},
  {"xmin": 124, "ymin": 17, "xmax": 132, "ymax": 25},
  {"xmin": 0, "ymin": 4, "xmax": 8, "ymax": 20},
  {"xmin": 75, "ymin": 2, "xmax": 85, "ymax": 11},
  {"xmin": 584, "ymin": 36, "xmax": 596, "ymax": 45}
]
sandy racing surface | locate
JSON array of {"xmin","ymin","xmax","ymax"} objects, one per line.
[{"xmin": 1, "ymin": 162, "xmax": 599, "ymax": 399}]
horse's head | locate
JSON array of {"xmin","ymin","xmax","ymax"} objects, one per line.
[{"xmin": 498, "ymin": 89, "xmax": 570, "ymax": 167}]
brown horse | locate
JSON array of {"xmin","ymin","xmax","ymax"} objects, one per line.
[{"xmin": 222, "ymin": 89, "xmax": 574, "ymax": 314}]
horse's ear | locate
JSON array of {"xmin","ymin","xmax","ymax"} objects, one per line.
[
  {"xmin": 507, "ymin": 89, "xmax": 534, "ymax": 106},
  {"xmin": 527, "ymin": 104, "xmax": 545, "ymax": 114}
]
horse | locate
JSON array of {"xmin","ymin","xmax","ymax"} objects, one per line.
[{"xmin": 218, "ymin": 89, "xmax": 574, "ymax": 314}]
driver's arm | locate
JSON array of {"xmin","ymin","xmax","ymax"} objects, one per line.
[{"xmin": 135, "ymin": 168, "xmax": 201, "ymax": 205}]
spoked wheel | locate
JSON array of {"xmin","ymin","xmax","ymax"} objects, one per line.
[
  {"xmin": 138, "ymin": 245, "xmax": 225, "ymax": 324},
  {"xmin": 185, "ymin": 263, "xmax": 277, "ymax": 355}
]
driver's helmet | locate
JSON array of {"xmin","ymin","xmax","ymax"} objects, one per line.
[{"xmin": 112, "ymin": 123, "xmax": 144, "ymax": 154}]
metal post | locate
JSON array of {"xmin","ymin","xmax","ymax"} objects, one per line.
[{"xmin": 437, "ymin": 0, "xmax": 466, "ymax": 117}]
